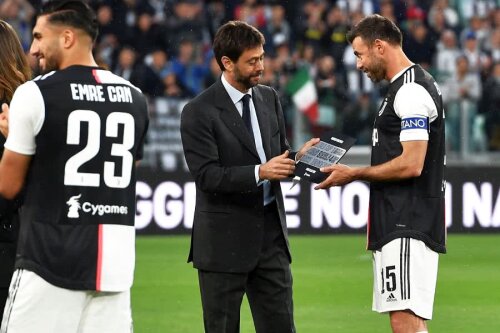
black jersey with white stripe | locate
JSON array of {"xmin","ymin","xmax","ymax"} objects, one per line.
[
  {"xmin": 368, "ymin": 65, "xmax": 446, "ymax": 254},
  {"xmin": 9, "ymin": 66, "xmax": 149, "ymax": 291}
]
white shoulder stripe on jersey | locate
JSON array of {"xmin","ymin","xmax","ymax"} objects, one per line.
[
  {"xmin": 33, "ymin": 71, "xmax": 56, "ymax": 81},
  {"xmin": 404, "ymin": 67, "xmax": 415, "ymax": 84}
]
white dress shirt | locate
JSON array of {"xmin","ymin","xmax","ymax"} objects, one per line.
[{"xmin": 221, "ymin": 74, "xmax": 275, "ymax": 205}]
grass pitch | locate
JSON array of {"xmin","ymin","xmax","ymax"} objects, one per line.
[{"xmin": 132, "ymin": 234, "xmax": 500, "ymax": 332}]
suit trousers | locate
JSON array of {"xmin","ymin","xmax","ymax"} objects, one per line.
[{"xmin": 197, "ymin": 202, "xmax": 295, "ymax": 333}]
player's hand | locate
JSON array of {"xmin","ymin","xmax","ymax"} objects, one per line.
[
  {"xmin": 315, "ymin": 164, "xmax": 354, "ymax": 189},
  {"xmin": 296, "ymin": 137, "xmax": 320, "ymax": 161},
  {"xmin": 259, "ymin": 150, "xmax": 295, "ymax": 181},
  {"xmin": 0, "ymin": 103, "xmax": 9, "ymax": 138}
]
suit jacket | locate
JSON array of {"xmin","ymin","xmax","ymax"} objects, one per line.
[{"xmin": 181, "ymin": 77, "xmax": 293, "ymax": 273}]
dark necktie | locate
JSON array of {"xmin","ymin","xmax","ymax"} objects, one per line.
[{"xmin": 241, "ymin": 94, "xmax": 254, "ymax": 140}]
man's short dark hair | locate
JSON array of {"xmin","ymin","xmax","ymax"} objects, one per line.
[
  {"xmin": 213, "ymin": 20, "xmax": 265, "ymax": 71},
  {"xmin": 40, "ymin": 0, "xmax": 98, "ymax": 42},
  {"xmin": 346, "ymin": 14, "xmax": 402, "ymax": 47}
]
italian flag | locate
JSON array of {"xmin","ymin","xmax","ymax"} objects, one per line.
[{"xmin": 286, "ymin": 68, "xmax": 318, "ymax": 123}]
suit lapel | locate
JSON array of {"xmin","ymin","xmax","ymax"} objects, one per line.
[
  {"xmin": 215, "ymin": 80, "xmax": 259, "ymax": 158},
  {"xmin": 253, "ymin": 87, "xmax": 271, "ymax": 160}
]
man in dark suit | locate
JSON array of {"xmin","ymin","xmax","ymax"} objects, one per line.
[{"xmin": 181, "ymin": 21, "xmax": 317, "ymax": 333}]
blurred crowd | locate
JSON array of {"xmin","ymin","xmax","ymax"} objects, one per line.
[{"xmin": 2, "ymin": 0, "xmax": 500, "ymax": 152}]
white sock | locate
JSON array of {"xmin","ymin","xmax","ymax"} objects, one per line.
[{"xmin": 416, "ymin": 331, "xmax": 428, "ymax": 333}]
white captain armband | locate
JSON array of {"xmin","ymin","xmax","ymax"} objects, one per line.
[
  {"xmin": 401, "ymin": 117, "xmax": 429, "ymax": 132},
  {"xmin": 399, "ymin": 116, "xmax": 430, "ymax": 142}
]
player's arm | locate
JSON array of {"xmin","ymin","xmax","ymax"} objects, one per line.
[
  {"xmin": 0, "ymin": 149, "xmax": 31, "ymax": 199},
  {"xmin": 354, "ymin": 140, "xmax": 427, "ymax": 180},
  {"xmin": 316, "ymin": 82, "xmax": 435, "ymax": 190},
  {"xmin": 315, "ymin": 140, "xmax": 427, "ymax": 189},
  {"xmin": 0, "ymin": 81, "xmax": 44, "ymax": 198}
]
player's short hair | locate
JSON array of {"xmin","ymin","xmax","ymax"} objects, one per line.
[
  {"xmin": 213, "ymin": 20, "xmax": 265, "ymax": 71},
  {"xmin": 347, "ymin": 14, "xmax": 402, "ymax": 47},
  {"xmin": 40, "ymin": 0, "xmax": 98, "ymax": 42}
]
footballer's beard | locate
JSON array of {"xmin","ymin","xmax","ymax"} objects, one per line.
[
  {"xmin": 235, "ymin": 68, "xmax": 263, "ymax": 90},
  {"xmin": 37, "ymin": 52, "xmax": 62, "ymax": 74},
  {"xmin": 365, "ymin": 58, "xmax": 386, "ymax": 83}
]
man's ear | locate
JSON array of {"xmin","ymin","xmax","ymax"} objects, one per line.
[
  {"xmin": 61, "ymin": 29, "xmax": 76, "ymax": 49},
  {"xmin": 374, "ymin": 39, "xmax": 385, "ymax": 55},
  {"xmin": 221, "ymin": 56, "xmax": 233, "ymax": 72}
]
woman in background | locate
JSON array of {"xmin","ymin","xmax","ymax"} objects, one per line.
[{"xmin": 0, "ymin": 19, "xmax": 31, "ymax": 320}]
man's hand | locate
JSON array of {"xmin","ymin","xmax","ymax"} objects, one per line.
[
  {"xmin": 314, "ymin": 164, "xmax": 356, "ymax": 189},
  {"xmin": 0, "ymin": 103, "xmax": 9, "ymax": 138},
  {"xmin": 296, "ymin": 137, "xmax": 320, "ymax": 161},
  {"xmin": 259, "ymin": 150, "xmax": 295, "ymax": 181}
]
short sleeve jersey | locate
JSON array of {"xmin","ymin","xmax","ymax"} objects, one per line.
[
  {"xmin": 368, "ymin": 65, "xmax": 446, "ymax": 254},
  {"xmin": 6, "ymin": 66, "xmax": 149, "ymax": 291}
]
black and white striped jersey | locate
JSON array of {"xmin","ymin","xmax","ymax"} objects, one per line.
[
  {"xmin": 6, "ymin": 65, "xmax": 149, "ymax": 291},
  {"xmin": 368, "ymin": 64, "xmax": 446, "ymax": 254}
]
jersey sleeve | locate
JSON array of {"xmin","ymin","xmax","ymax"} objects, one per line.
[
  {"xmin": 5, "ymin": 81, "xmax": 45, "ymax": 155},
  {"xmin": 393, "ymin": 83, "xmax": 438, "ymax": 142}
]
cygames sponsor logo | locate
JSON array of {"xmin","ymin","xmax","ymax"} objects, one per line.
[{"xmin": 67, "ymin": 194, "xmax": 128, "ymax": 219}]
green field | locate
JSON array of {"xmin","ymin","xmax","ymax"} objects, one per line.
[{"xmin": 132, "ymin": 234, "xmax": 500, "ymax": 332}]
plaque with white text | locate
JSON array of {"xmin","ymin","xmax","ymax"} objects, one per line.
[{"xmin": 293, "ymin": 131, "xmax": 356, "ymax": 186}]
